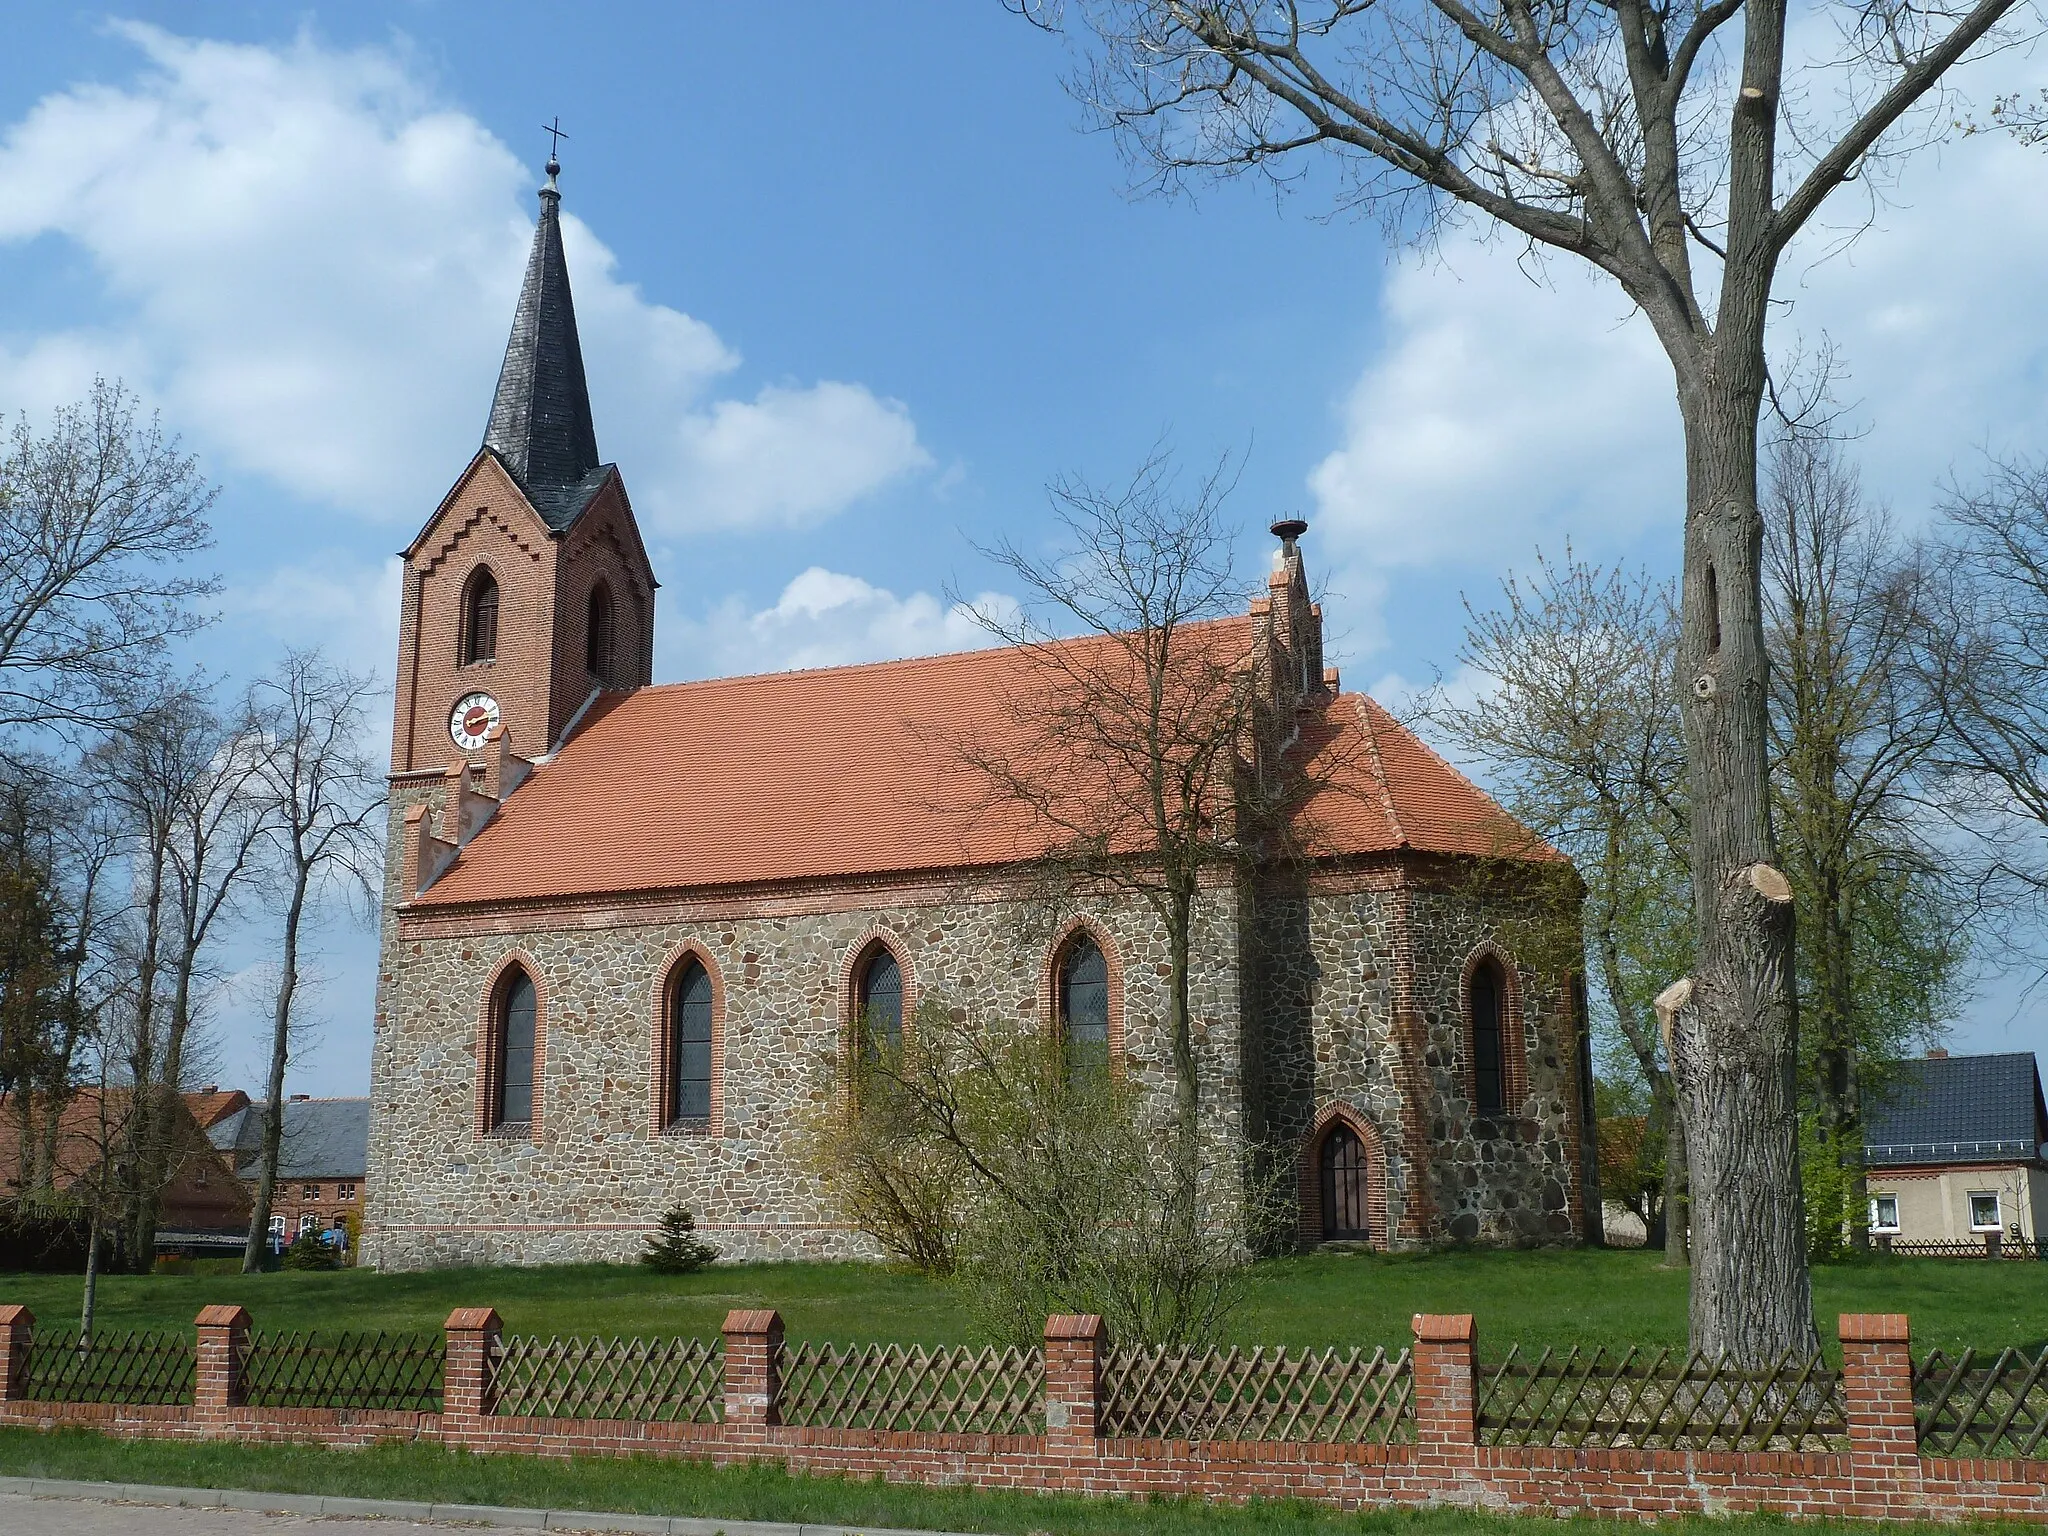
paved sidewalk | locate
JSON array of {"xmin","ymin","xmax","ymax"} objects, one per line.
[{"xmin": 0, "ymin": 1479, "xmax": 986, "ymax": 1536}]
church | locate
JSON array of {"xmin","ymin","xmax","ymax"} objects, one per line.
[{"xmin": 361, "ymin": 161, "xmax": 1598, "ymax": 1271}]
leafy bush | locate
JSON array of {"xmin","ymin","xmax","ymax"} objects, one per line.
[
  {"xmin": 1799, "ymin": 1114, "xmax": 1858, "ymax": 1263},
  {"xmin": 640, "ymin": 1208, "xmax": 718, "ymax": 1273}
]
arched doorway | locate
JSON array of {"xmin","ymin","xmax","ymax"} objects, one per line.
[{"xmin": 1320, "ymin": 1124, "xmax": 1371, "ymax": 1241}]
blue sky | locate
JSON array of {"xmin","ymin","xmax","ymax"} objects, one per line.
[{"xmin": 3, "ymin": 4, "xmax": 2045, "ymax": 1091}]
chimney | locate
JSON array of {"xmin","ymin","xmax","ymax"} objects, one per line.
[
  {"xmin": 201, "ymin": 1084, "xmax": 218, "ymax": 1095},
  {"xmin": 1926, "ymin": 1047, "xmax": 1950, "ymax": 1060},
  {"xmin": 289, "ymin": 1094, "xmax": 311, "ymax": 1102}
]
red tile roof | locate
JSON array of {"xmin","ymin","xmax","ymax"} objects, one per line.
[{"xmin": 414, "ymin": 624, "xmax": 1556, "ymax": 910}]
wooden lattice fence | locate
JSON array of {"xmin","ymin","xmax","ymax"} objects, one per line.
[
  {"xmin": 777, "ymin": 1342, "xmax": 1044, "ymax": 1434},
  {"xmin": 239, "ymin": 1331, "xmax": 444, "ymax": 1412},
  {"xmin": 1099, "ymin": 1345, "xmax": 1413, "ymax": 1443},
  {"xmin": 491, "ymin": 1334, "xmax": 722, "ymax": 1422},
  {"xmin": 1916, "ymin": 1346, "xmax": 2048, "ymax": 1459},
  {"xmin": 19, "ymin": 1328, "xmax": 194, "ymax": 1405},
  {"xmin": 1478, "ymin": 1346, "xmax": 1846, "ymax": 1452}
]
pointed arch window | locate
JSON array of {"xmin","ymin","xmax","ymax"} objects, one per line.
[
  {"xmin": 462, "ymin": 569, "xmax": 500, "ymax": 666},
  {"xmin": 491, "ymin": 965, "xmax": 537, "ymax": 1131},
  {"xmin": 1058, "ymin": 933, "xmax": 1110, "ymax": 1079},
  {"xmin": 856, "ymin": 948, "xmax": 903, "ymax": 1063},
  {"xmin": 668, "ymin": 959, "xmax": 714, "ymax": 1128},
  {"xmin": 1470, "ymin": 956, "xmax": 1506, "ymax": 1117},
  {"xmin": 586, "ymin": 581, "xmax": 614, "ymax": 686}
]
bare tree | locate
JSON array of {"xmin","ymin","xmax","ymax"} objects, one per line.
[
  {"xmin": 949, "ymin": 448, "xmax": 1306, "ymax": 1222},
  {"xmin": 240, "ymin": 651, "xmax": 384, "ymax": 1273},
  {"xmin": 1014, "ymin": 0, "xmax": 2029, "ymax": 1361},
  {"xmin": 102, "ymin": 683, "xmax": 266, "ymax": 1268},
  {"xmin": 1433, "ymin": 553, "xmax": 1695, "ymax": 1265},
  {"xmin": 0, "ymin": 380, "xmax": 216, "ymax": 736}
]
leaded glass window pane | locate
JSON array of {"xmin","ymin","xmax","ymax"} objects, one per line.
[
  {"xmin": 1060, "ymin": 935, "xmax": 1109, "ymax": 1077},
  {"xmin": 1471, "ymin": 961, "xmax": 1503, "ymax": 1116},
  {"xmin": 673, "ymin": 961, "xmax": 713, "ymax": 1123},
  {"xmin": 859, "ymin": 950, "xmax": 902, "ymax": 1060},
  {"xmin": 497, "ymin": 968, "xmax": 536, "ymax": 1127}
]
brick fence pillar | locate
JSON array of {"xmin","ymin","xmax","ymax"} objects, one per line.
[
  {"xmin": 722, "ymin": 1309, "xmax": 783, "ymax": 1429},
  {"xmin": 1412, "ymin": 1313, "xmax": 1479, "ymax": 1480},
  {"xmin": 1043, "ymin": 1314, "xmax": 1105, "ymax": 1448},
  {"xmin": 444, "ymin": 1307, "xmax": 502, "ymax": 1418},
  {"xmin": 194, "ymin": 1305, "xmax": 250, "ymax": 1413},
  {"xmin": 1840, "ymin": 1313, "xmax": 1919, "ymax": 1477},
  {"xmin": 0, "ymin": 1305, "xmax": 32, "ymax": 1401}
]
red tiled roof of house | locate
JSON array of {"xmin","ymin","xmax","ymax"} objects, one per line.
[
  {"xmin": 414, "ymin": 622, "xmax": 1557, "ymax": 910},
  {"xmin": 184, "ymin": 1088, "xmax": 250, "ymax": 1132}
]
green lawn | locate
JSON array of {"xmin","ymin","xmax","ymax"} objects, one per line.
[
  {"xmin": 0, "ymin": 1427, "xmax": 2033, "ymax": 1536},
  {"xmin": 3, "ymin": 1247, "xmax": 2043, "ymax": 1357}
]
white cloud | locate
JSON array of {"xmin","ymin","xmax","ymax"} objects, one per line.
[
  {"xmin": 225, "ymin": 553, "xmax": 404, "ymax": 684},
  {"xmin": 0, "ymin": 23, "xmax": 928, "ymax": 533},
  {"xmin": 1309, "ymin": 49, "xmax": 2048, "ymax": 576},
  {"xmin": 673, "ymin": 567, "xmax": 1013, "ymax": 677}
]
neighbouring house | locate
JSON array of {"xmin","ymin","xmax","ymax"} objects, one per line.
[
  {"xmin": 1864, "ymin": 1050, "xmax": 2047, "ymax": 1256},
  {"xmin": 364, "ymin": 158, "xmax": 1597, "ymax": 1271},
  {"xmin": 0, "ymin": 1088, "xmax": 251, "ymax": 1264},
  {"xmin": 209, "ymin": 1096, "xmax": 370, "ymax": 1252}
]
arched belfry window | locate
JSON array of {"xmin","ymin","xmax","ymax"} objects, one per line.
[
  {"xmin": 856, "ymin": 947, "xmax": 903, "ymax": 1063},
  {"xmin": 462, "ymin": 569, "xmax": 500, "ymax": 666},
  {"xmin": 585, "ymin": 581, "xmax": 614, "ymax": 686},
  {"xmin": 1470, "ymin": 956, "xmax": 1506, "ymax": 1117},
  {"xmin": 1320, "ymin": 1124, "xmax": 1371, "ymax": 1241},
  {"xmin": 668, "ymin": 960, "xmax": 714, "ymax": 1128},
  {"xmin": 491, "ymin": 965, "xmax": 537, "ymax": 1131},
  {"xmin": 1058, "ymin": 933, "xmax": 1109, "ymax": 1079}
]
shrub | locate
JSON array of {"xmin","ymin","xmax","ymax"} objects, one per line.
[
  {"xmin": 641, "ymin": 1208, "xmax": 719, "ymax": 1273},
  {"xmin": 282, "ymin": 1230, "xmax": 342, "ymax": 1271}
]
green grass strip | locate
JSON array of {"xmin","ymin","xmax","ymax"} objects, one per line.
[{"xmin": 0, "ymin": 1425, "xmax": 2037, "ymax": 1535}]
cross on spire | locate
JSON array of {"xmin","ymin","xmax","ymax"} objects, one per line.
[{"xmin": 542, "ymin": 116, "xmax": 569, "ymax": 177}]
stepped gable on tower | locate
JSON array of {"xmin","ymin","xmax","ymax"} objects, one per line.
[{"xmin": 388, "ymin": 157, "xmax": 656, "ymax": 772}]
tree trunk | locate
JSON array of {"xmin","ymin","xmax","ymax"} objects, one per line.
[
  {"xmin": 243, "ymin": 873, "xmax": 308, "ymax": 1272},
  {"xmin": 1672, "ymin": 379, "xmax": 1818, "ymax": 1361},
  {"xmin": 1661, "ymin": 1101, "xmax": 1690, "ymax": 1268},
  {"xmin": 80, "ymin": 1210, "xmax": 100, "ymax": 1340}
]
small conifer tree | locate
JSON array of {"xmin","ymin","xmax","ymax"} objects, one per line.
[{"xmin": 641, "ymin": 1207, "xmax": 718, "ymax": 1273}]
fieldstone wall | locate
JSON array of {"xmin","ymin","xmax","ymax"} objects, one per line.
[
  {"xmin": 1244, "ymin": 863, "xmax": 1586, "ymax": 1251},
  {"xmin": 364, "ymin": 867, "xmax": 1246, "ymax": 1271}
]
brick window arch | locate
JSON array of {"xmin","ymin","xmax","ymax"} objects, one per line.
[
  {"xmin": 460, "ymin": 566, "xmax": 500, "ymax": 666},
  {"xmin": 1459, "ymin": 944, "xmax": 1528, "ymax": 1120},
  {"xmin": 652, "ymin": 944, "xmax": 725, "ymax": 1136},
  {"xmin": 478, "ymin": 952, "xmax": 545, "ymax": 1139},
  {"xmin": 840, "ymin": 930, "xmax": 916, "ymax": 1075},
  {"xmin": 1043, "ymin": 918, "xmax": 1126, "ymax": 1080},
  {"xmin": 1298, "ymin": 1104, "xmax": 1389, "ymax": 1249}
]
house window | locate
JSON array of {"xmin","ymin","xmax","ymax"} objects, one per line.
[
  {"xmin": 268, "ymin": 1215, "xmax": 286, "ymax": 1240},
  {"xmin": 298, "ymin": 1213, "xmax": 318, "ymax": 1236},
  {"xmin": 856, "ymin": 948, "xmax": 903, "ymax": 1063},
  {"xmin": 1058, "ymin": 933, "xmax": 1110, "ymax": 1079},
  {"xmin": 491, "ymin": 965, "xmax": 538, "ymax": 1130},
  {"xmin": 1320, "ymin": 1124, "xmax": 1371, "ymax": 1242},
  {"xmin": 669, "ymin": 959, "xmax": 714, "ymax": 1127},
  {"xmin": 586, "ymin": 581, "xmax": 614, "ymax": 686},
  {"xmin": 1469, "ymin": 956, "xmax": 1506, "ymax": 1117},
  {"xmin": 302, "ymin": 1183, "xmax": 322, "ymax": 1200},
  {"xmin": 1870, "ymin": 1195, "xmax": 1900, "ymax": 1234},
  {"xmin": 338, "ymin": 1182, "xmax": 357, "ymax": 1202},
  {"xmin": 1969, "ymin": 1192, "xmax": 2002, "ymax": 1232},
  {"xmin": 461, "ymin": 568, "xmax": 500, "ymax": 665}
]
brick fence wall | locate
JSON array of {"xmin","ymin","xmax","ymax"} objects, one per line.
[{"xmin": 1, "ymin": 1303, "xmax": 2044, "ymax": 1523}]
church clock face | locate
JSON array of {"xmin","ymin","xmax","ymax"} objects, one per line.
[{"xmin": 449, "ymin": 692, "xmax": 501, "ymax": 751}]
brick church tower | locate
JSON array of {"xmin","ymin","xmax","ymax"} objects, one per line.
[{"xmin": 388, "ymin": 155, "xmax": 657, "ymax": 775}]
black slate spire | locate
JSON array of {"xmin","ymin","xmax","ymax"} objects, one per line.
[{"xmin": 483, "ymin": 156, "xmax": 604, "ymax": 527}]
